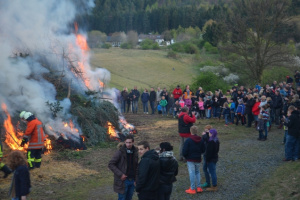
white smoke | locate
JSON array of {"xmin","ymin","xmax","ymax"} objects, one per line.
[{"xmin": 0, "ymin": 0, "xmax": 112, "ymax": 140}]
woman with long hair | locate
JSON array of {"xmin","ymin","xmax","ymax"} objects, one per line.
[{"xmin": 7, "ymin": 150, "xmax": 31, "ymax": 200}]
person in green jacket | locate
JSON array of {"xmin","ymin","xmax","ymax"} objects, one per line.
[
  {"xmin": 160, "ymin": 96, "xmax": 168, "ymax": 116},
  {"xmin": 0, "ymin": 138, "xmax": 12, "ymax": 178}
]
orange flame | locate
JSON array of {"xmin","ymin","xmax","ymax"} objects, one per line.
[
  {"xmin": 44, "ymin": 138, "xmax": 52, "ymax": 155},
  {"xmin": 1, "ymin": 103, "xmax": 27, "ymax": 151},
  {"xmin": 107, "ymin": 122, "xmax": 118, "ymax": 138}
]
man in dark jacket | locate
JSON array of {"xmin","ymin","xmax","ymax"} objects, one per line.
[
  {"xmin": 158, "ymin": 142, "xmax": 178, "ymax": 200},
  {"xmin": 178, "ymin": 106, "xmax": 196, "ymax": 161},
  {"xmin": 283, "ymin": 106, "xmax": 300, "ymax": 161},
  {"xmin": 108, "ymin": 135, "xmax": 139, "ymax": 200},
  {"xmin": 182, "ymin": 126, "xmax": 205, "ymax": 194},
  {"xmin": 272, "ymin": 90, "xmax": 283, "ymax": 125},
  {"xmin": 149, "ymin": 88, "xmax": 156, "ymax": 115},
  {"xmin": 245, "ymin": 94, "xmax": 255, "ymax": 127},
  {"xmin": 132, "ymin": 86, "xmax": 140, "ymax": 114},
  {"xmin": 136, "ymin": 141, "xmax": 160, "ymax": 200},
  {"xmin": 121, "ymin": 87, "xmax": 129, "ymax": 113}
]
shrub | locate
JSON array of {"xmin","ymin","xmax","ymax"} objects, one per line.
[
  {"xmin": 169, "ymin": 42, "xmax": 185, "ymax": 53},
  {"xmin": 184, "ymin": 43, "xmax": 199, "ymax": 54},
  {"xmin": 140, "ymin": 39, "xmax": 154, "ymax": 50},
  {"xmin": 261, "ymin": 67, "xmax": 292, "ymax": 86},
  {"xmin": 191, "ymin": 71, "xmax": 230, "ymax": 93},
  {"xmin": 203, "ymin": 42, "xmax": 218, "ymax": 54},
  {"xmin": 101, "ymin": 43, "xmax": 111, "ymax": 49},
  {"xmin": 167, "ymin": 50, "xmax": 178, "ymax": 59},
  {"xmin": 152, "ymin": 42, "xmax": 160, "ymax": 50},
  {"xmin": 120, "ymin": 42, "xmax": 133, "ymax": 49}
]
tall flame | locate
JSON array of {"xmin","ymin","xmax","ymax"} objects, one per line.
[
  {"xmin": 1, "ymin": 103, "xmax": 27, "ymax": 151},
  {"xmin": 107, "ymin": 122, "xmax": 118, "ymax": 138}
]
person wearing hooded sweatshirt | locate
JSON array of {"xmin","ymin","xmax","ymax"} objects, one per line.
[
  {"xmin": 136, "ymin": 141, "xmax": 160, "ymax": 200},
  {"xmin": 283, "ymin": 105, "xmax": 300, "ymax": 161},
  {"xmin": 205, "ymin": 129, "xmax": 220, "ymax": 192},
  {"xmin": 182, "ymin": 126, "xmax": 205, "ymax": 194},
  {"xmin": 178, "ymin": 106, "xmax": 196, "ymax": 161},
  {"xmin": 158, "ymin": 142, "xmax": 178, "ymax": 200}
]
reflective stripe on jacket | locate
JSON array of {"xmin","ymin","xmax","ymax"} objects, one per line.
[{"xmin": 24, "ymin": 118, "xmax": 46, "ymax": 149}]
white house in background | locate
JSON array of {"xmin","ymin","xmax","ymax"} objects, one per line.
[{"xmin": 138, "ymin": 34, "xmax": 168, "ymax": 46}]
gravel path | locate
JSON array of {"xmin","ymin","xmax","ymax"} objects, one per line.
[{"xmin": 171, "ymin": 127, "xmax": 285, "ymax": 200}]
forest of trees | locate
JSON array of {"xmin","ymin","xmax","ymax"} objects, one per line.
[{"xmin": 86, "ymin": 0, "xmax": 300, "ymax": 38}]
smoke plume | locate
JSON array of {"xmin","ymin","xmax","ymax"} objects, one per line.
[{"xmin": 0, "ymin": 0, "xmax": 111, "ymax": 139}]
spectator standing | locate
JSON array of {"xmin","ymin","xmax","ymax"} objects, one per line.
[
  {"xmin": 205, "ymin": 129, "xmax": 220, "ymax": 192},
  {"xmin": 257, "ymin": 114, "xmax": 266, "ymax": 141},
  {"xmin": 283, "ymin": 106, "xmax": 300, "ymax": 161},
  {"xmin": 160, "ymin": 88, "xmax": 169, "ymax": 102},
  {"xmin": 172, "ymin": 85, "xmax": 183, "ymax": 101},
  {"xmin": 8, "ymin": 150, "xmax": 31, "ymax": 200},
  {"xmin": 167, "ymin": 94, "xmax": 175, "ymax": 116},
  {"xmin": 149, "ymin": 88, "xmax": 156, "ymax": 115},
  {"xmin": 182, "ymin": 85, "xmax": 193, "ymax": 109},
  {"xmin": 160, "ymin": 96, "xmax": 168, "ymax": 117},
  {"xmin": 235, "ymin": 99, "xmax": 245, "ymax": 125},
  {"xmin": 132, "ymin": 86, "xmax": 140, "ymax": 114},
  {"xmin": 128, "ymin": 90, "xmax": 133, "ymax": 113},
  {"xmin": 230, "ymin": 98, "xmax": 236, "ymax": 124},
  {"xmin": 182, "ymin": 126, "xmax": 205, "ymax": 194},
  {"xmin": 205, "ymin": 96, "xmax": 213, "ymax": 119},
  {"xmin": 201, "ymin": 125, "xmax": 212, "ymax": 188},
  {"xmin": 158, "ymin": 142, "xmax": 178, "ymax": 200},
  {"xmin": 141, "ymin": 89, "xmax": 150, "ymax": 114},
  {"xmin": 272, "ymin": 90, "xmax": 283, "ymax": 126},
  {"xmin": 173, "ymin": 100, "xmax": 181, "ymax": 118},
  {"xmin": 178, "ymin": 107, "xmax": 196, "ymax": 161},
  {"xmin": 198, "ymin": 97, "xmax": 205, "ymax": 119},
  {"xmin": 245, "ymin": 94, "xmax": 255, "ymax": 127},
  {"xmin": 222, "ymin": 102, "xmax": 230, "ymax": 126},
  {"xmin": 156, "ymin": 87, "xmax": 162, "ymax": 107},
  {"xmin": 108, "ymin": 135, "xmax": 139, "ymax": 200},
  {"xmin": 121, "ymin": 87, "xmax": 129, "ymax": 113},
  {"xmin": 136, "ymin": 141, "xmax": 160, "ymax": 200}
]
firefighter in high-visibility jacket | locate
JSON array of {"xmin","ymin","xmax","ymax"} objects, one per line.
[
  {"xmin": 20, "ymin": 111, "xmax": 46, "ymax": 169},
  {"xmin": 0, "ymin": 138, "xmax": 12, "ymax": 178}
]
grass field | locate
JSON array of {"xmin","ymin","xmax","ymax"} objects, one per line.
[{"xmin": 90, "ymin": 48, "xmax": 201, "ymax": 90}]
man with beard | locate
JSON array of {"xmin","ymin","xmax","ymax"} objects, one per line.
[
  {"xmin": 108, "ymin": 135, "xmax": 139, "ymax": 200},
  {"xmin": 136, "ymin": 141, "xmax": 160, "ymax": 200}
]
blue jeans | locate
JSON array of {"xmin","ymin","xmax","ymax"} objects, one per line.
[
  {"xmin": 161, "ymin": 106, "xmax": 167, "ymax": 116},
  {"xmin": 121, "ymin": 100, "xmax": 126, "ymax": 113},
  {"xmin": 231, "ymin": 112, "xmax": 235, "ymax": 123},
  {"xmin": 202, "ymin": 157, "xmax": 210, "ymax": 185},
  {"xmin": 264, "ymin": 122, "xmax": 268, "ymax": 138},
  {"xmin": 206, "ymin": 109, "xmax": 211, "ymax": 119},
  {"xmin": 132, "ymin": 101, "xmax": 138, "ymax": 113},
  {"xmin": 12, "ymin": 198, "xmax": 19, "ymax": 200},
  {"xmin": 150, "ymin": 101, "xmax": 155, "ymax": 114},
  {"xmin": 142, "ymin": 102, "xmax": 148, "ymax": 113},
  {"xmin": 169, "ymin": 108, "xmax": 174, "ymax": 115},
  {"xmin": 187, "ymin": 161, "xmax": 201, "ymax": 190},
  {"xmin": 283, "ymin": 130, "xmax": 288, "ymax": 143},
  {"xmin": 207, "ymin": 162, "xmax": 217, "ymax": 186},
  {"xmin": 224, "ymin": 114, "xmax": 229, "ymax": 125},
  {"xmin": 118, "ymin": 179, "xmax": 135, "ymax": 200},
  {"xmin": 285, "ymin": 134, "xmax": 300, "ymax": 160},
  {"xmin": 213, "ymin": 107, "xmax": 221, "ymax": 118}
]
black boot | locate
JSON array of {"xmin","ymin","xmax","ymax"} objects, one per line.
[{"xmin": 1, "ymin": 164, "xmax": 12, "ymax": 178}]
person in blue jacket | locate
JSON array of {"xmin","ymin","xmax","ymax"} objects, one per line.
[{"xmin": 235, "ymin": 99, "xmax": 245, "ymax": 125}]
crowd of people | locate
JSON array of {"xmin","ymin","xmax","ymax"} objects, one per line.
[{"xmin": 108, "ymin": 122, "xmax": 220, "ymax": 200}]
